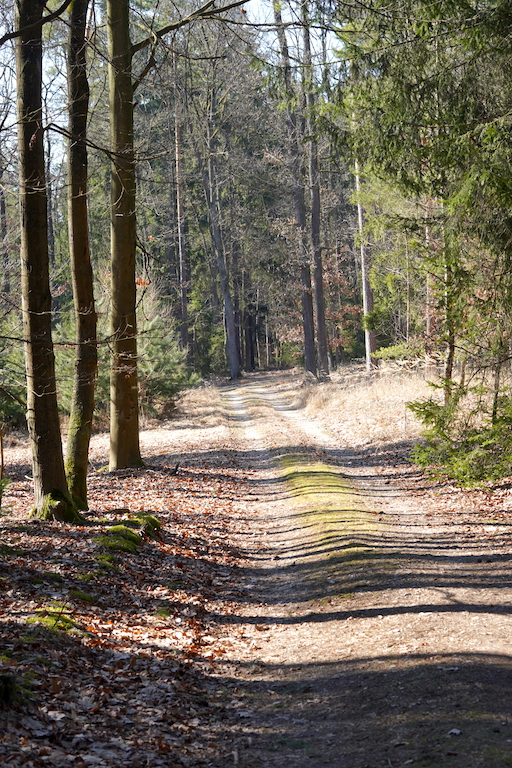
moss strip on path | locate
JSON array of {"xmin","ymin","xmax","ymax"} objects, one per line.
[{"xmin": 278, "ymin": 452, "xmax": 385, "ymax": 603}]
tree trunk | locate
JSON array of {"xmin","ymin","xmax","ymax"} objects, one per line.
[
  {"xmin": 273, "ymin": 0, "xmax": 316, "ymax": 376},
  {"xmin": 194, "ymin": 91, "xmax": 240, "ymax": 379},
  {"xmin": 107, "ymin": 0, "xmax": 142, "ymax": 469},
  {"xmin": 0, "ymin": 165, "xmax": 8, "ymax": 294},
  {"xmin": 16, "ymin": 0, "xmax": 81, "ymax": 522},
  {"xmin": 173, "ymin": 53, "xmax": 189, "ymax": 355},
  {"xmin": 302, "ymin": 7, "xmax": 329, "ymax": 380},
  {"xmin": 45, "ymin": 130, "xmax": 56, "ymax": 268},
  {"xmin": 354, "ymin": 160, "xmax": 377, "ymax": 374},
  {"xmin": 65, "ymin": 0, "xmax": 98, "ymax": 510}
]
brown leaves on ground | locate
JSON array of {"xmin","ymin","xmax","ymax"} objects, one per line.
[{"xmin": 0, "ymin": 423, "xmax": 250, "ymax": 768}]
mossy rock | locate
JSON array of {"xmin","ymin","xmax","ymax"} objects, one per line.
[
  {"xmin": 95, "ymin": 525, "xmax": 140, "ymax": 554},
  {"xmin": 128, "ymin": 513, "xmax": 162, "ymax": 539},
  {"xmin": 106, "ymin": 525, "xmax": 142, "ymax": 545}
]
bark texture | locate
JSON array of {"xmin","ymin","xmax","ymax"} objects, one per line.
[
  {"xmin": 16, "ymin": 0, "xmax": 80, "ymax": 521},
  {"xmin": 107, "ymin": 0, "xmax": 143, "ymax": 469},
  {"xmin": 65, "ymin": 0, "xmax": 98, "ymax": 509}
]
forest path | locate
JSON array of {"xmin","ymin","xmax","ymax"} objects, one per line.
[{"xmin": 216, "ymin": 371, "xmax": 512, "ymax": 768}]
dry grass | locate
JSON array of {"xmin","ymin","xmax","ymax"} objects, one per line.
[{"xmin": 298, "ymin": 363, "xmax": 435, "ymax": 448}]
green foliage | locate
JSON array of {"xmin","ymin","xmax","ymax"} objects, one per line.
[
  {"xmin": 138, "ymin": 315, "xmax": 199, "ymax": 418},
  {"xmin": 409, "ymin": 393, "xmax": 512, "ymax": 485},
  {"xmin": 375, "ymin": 339, "xmax": 426, "ymax": 360}
]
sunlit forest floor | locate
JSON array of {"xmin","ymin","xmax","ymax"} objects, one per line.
[{"xmin": 1, "ymin": 367, "xmax": 512, "ymax": 766}]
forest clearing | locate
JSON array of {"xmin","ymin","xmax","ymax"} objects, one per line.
[{"xmin": 1, "ymin": 369, "xmax": 512, "ymax": 767}]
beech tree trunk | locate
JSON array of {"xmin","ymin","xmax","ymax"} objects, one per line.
[
  {"xmin": 16, "ymin": 0, "xmax": 80, "ymax": 522},
  {"xmin": 65, "ymin": 0, "xmax": 98, "ymax": 509},
  {"xmin": 107, "ymin": 0, "xmax": 142, "ymax": 469},
  {"xmin": 273, "ymin": 0, "xmax": 316, "ymax": 376}
]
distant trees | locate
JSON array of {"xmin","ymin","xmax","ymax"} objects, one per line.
[{"xmin": 334, "ymin": 0, "xmax": 512, "ymax": 479}]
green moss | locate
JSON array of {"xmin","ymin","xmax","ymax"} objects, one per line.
[
  {"xmin": 41, "ymin": 571, "xmax": 64, "ymax": 582},
  {"xmin": 166, "ymin": 580, "xmax": 187, "ymax": 590},
  {"xmin": 28, "ymin": 603, "xmax": 79, "ymax": 633},
  {"xmin": 95, "ymin": 553, "xmax": 117, "ymax": 566},
  {"xmin": 76, "ymin": 572, "xmax": 95, "ymax": 582},
  {"xmin": 69, "ymin": 589, "xmax": 95, "ymax": 603},
  {"xmin": 0, "ymin": 543, "xmax": 23, "ymax": 557},
  {"xmin": 106, "ymin": 525, "xmax": 142, "ymax": 544},
  {"xmin": 30, "ymin": 489, "xmax": 85, "ymax": 524},
  {"xmin": 95, "ymin": 535, "xmax": 138, "ymax": 554},
  {"xmin": 129, "ymin": 512, "xmax": 162, "ymax": 539},
  {"xmin": 280, "ymin": 454, "xmax": 377, "ymax": 535},
  {"xmin": 94, "ymin": 523, "xmax": 143, "ymax": 555},
  {"xmin": 155, "ymin": 603, "xmax": 171, "ymax": 618},
  {"xmin": 277, "ymin": 453, "xmax": 383, "ymax": 599}
]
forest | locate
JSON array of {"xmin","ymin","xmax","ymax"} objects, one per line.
[{"xmin": 2, "ymin": 0, "xmax": 512, "ymax": 518}]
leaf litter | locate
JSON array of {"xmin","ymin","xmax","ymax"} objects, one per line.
[{"xmin": 0, "ymin": 389, "xmax": 252, "ymax": 767}]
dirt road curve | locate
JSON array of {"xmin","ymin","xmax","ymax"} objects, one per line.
[{"xmin": 216, "ymin": 372, "xmax": 512, "ymax": 768}]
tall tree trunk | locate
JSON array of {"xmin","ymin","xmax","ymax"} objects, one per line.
[
  {"xmin": 65, "ymin": 0, "xmax": 98, "ymax": 510},
  {"xmin": 173, "ymin": 53, "xmax": 189, "ymax": 355},
  {"xmin": 354, "ymin": 160, "xmax": 377, "ymax": 374},
  {"xmin": 45, "ymin": 130, "xmax": 56, "ymax": 268},
  {"xmin": 302, "ymin": 6, "xmax": 329, "ymax": 380},
  {"xmin": 443, "ymin": 247, "xmax": 455, "ymax": 404},
  {"xmin": 0, "ymin": 165, "xmax": 8, "ymax": 294},
  {"xmin": 16, "ymin": 0, "xmax": 80, "ymax": 522},
  {"xmin": 273, "ymin": 0, "xmax": 316, "ymax": 376},
  {"xmin": 107, "ymin": 0, "xmax": 142, "ymax": 469},
  {"xmin": 193, "ymin": 88, "xmax": 240, "ymax": 379},
  {"xmin": 206, "ymin": 156, "xmax": 239, "ymax": 379}
]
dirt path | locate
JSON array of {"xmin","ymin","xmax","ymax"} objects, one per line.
[{"xmin": 215, "ymin": 372, "xmax": 512, "ymax": 768}]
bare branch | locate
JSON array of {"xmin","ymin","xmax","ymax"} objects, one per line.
[
  {"xmin": 0, "ymin": 0, "xmax": 74, "ymax": 48},
  {"xmin": 131, "ymin": 0, "xmax": 248, "ymax": 54}
]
